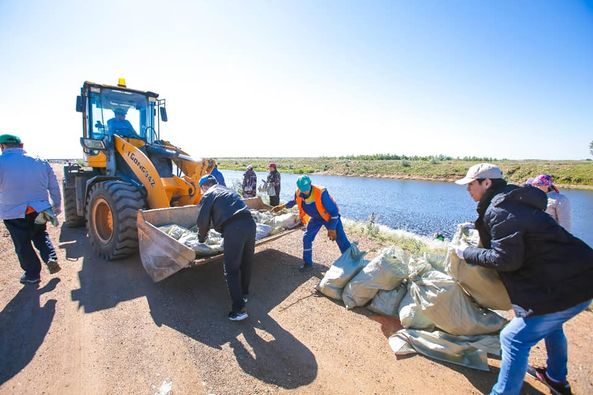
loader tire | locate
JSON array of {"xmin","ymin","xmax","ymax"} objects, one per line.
[
  {"xmin": 63, "ymin": 179, "xmax": 85, "ymax": 227},
  {"xmin": 86, "ymin": 180, "xmax": 145, "ymax": 260}
]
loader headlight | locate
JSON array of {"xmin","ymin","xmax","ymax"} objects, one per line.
[{"xmin": 81, "ymin": 138, "xmax": 107, "ymax": 150}]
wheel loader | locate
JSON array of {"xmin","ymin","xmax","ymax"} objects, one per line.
[{"xmin": 64, "ymin": 79, "xmax": 214, "ymax": 260}]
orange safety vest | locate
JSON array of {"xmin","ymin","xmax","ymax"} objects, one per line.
[{"xmin": 295, "ymin": 185, "xmax": 333, "ymax": 225}]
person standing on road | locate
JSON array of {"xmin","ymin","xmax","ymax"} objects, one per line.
[
  {"xmin": 0, "ymin": 134, "xmax": 62, "ymax": 284},
  {"xmin": 197, "ymin": 174, "xmax": 256, "ymax": 321},
  {"xmin": 264, "ymin": 162, "xmax": 281, "ymax": 206},
  {"xmin": 272, "ymin": 175, "xmax": 351, "ymax": 272},
  {"xmin": 454, "ymin": 163, "xmax": 593, "ymax": 395},
  {"xmin": 530, "ymin": 174, "xmax": 572, "ymax": 232},
  {"xmin": 242, "ymin": 164, "xmax": 257, "ymax": 198}
]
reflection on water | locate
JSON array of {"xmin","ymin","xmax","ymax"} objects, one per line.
[{"xmin": 221, "ymin": 170, "xmax": 593, "ymax": 246}]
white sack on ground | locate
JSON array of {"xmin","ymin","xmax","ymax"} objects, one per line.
[
  {"xmin": 446, "ymin": 224, "xmax": 511, "ymax": 310},
  {"xmin": 389, "ymin": 329, "xmax": 500, "ymax": 371},
  {"xmin": 409, "ymin": 270, "xmax": 507, "ymax": 336},
  {"xmin": 317, "ymin": 243, "xmax": 368, "ymax": 300},
  {"xmin": 398, "ymin": 284, "xmax": 435, "ymax": 330},
  {"xmin": 342, "ymin": 246, "xmax": 410, "ymax": 309},
  {"xmin": 368, "ymin": 285, "xmax": 406, "ymax": 316}
]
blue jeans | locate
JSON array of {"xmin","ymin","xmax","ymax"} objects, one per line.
[
  {"xmin": 3, "ymin": 212, "xmax": 57, "ymax": 279},
  {"xmin": 491, "ymin": 299, "xmax": 592, "ymax": 395},
  {"xmin": 302, "ymin": 217, "xmax": 351, "ymax": 265}
]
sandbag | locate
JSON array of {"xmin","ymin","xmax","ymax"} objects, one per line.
[
  {"xmin": 317, "ymin": 243, "xmax": 367, "ymax": 300},
  {"xmin": 368, "ymin": 285, "xmax": 406, "ymax": 316},
  {"xmin": 446, "ymin": 224, "xmax": 511, "ymax": 310},
  {"xmin": 342, "ymin": 246, "xmax": 410, "ymax": 309},
  {"xmin": 409, "ymin": 270, "xmax": 507, "ymax": 336},
  {"xmin": 178, "ymin": 232, "xmax": 223, "ymax": 257},
  {"xmin": 389, "ymin": 329, "xmax": 500, "ymax": 371},
  {"xmin": 256, "ymin": 223, "xmax": 272, "ymax": 240},
  {"xmin": 159, "ymin": 224, "xmax": 188, "ymax": 240},
  {"xmin": 398, "ymin": 284, "xmax": 435, "ymax": 330}
]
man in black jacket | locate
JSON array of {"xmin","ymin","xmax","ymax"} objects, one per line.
[
  {"xmin": 197, "ymin": 175, "xmax": 256, "ymax": 321},
  {"xmin": 455, "ymin": 163, "xmax": 593, "ymax": 395}
]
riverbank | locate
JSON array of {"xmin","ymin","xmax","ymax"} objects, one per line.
[{"xmin": 217, "ymin": 158, "xmax": 593, "ymax": 189}]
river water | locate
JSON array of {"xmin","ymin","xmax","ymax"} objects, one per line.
[{"xmin": 221, "ymin": 170, "xmax": 593, "ymax": 247}]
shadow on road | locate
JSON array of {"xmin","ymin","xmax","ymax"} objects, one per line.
[
  {"xmin": 64, "ymin": 224, "xmax": 318, "ymax": 389},
  {"xmin": 0, "ymin": 278, "xmax": 60, "ymax": 385}
]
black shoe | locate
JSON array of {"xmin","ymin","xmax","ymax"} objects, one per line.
[
  {"xmin": 228, "ymin": 310, "xmax": 248, "ymax": 321},
  {"xmin": 20, "ymin": 274, "xmax": 41, "ymax": 285},
  {"xmin": 529, "ymin": 366, "xmax": 572, "ymax": 395},
  {"xmin": 47, "ymin": 260, "xmax": 61, "ymax": 274},
  {"xmin": 299, "ymin": 264, "xmax": 313, "ymax": 272}
]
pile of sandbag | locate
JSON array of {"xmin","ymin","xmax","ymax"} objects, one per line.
[
  {"xmin": 249, "ymin": 210, "xmax": 300, "ymax": 235},
  {"xmin": 158, "ymin": 209, "xmax": 300, "ymax": 258},
  {"xmin": 159, "ymin": 224, "xmax": 224, "ymax": 257},
  {"xmin": 316, "ymin": 225, "xmax": 511, "ymax": 371}
]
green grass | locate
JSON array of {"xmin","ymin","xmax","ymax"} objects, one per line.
[{"xmin": 218, "ymin": 157, "xmax": 593, "ymax": 188}]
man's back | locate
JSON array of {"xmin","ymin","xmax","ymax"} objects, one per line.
[
  {"xmin": 474, "ymin": 185, "xmax": 593, "ymax": 315},
  {"xmin": 0, "ymin": 148, "xmax": 59, "ymax": 219}
]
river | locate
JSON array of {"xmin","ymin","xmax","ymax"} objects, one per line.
[{"xmin": 221, "ymin": 170, "xmax": 593, "ymax": 247}]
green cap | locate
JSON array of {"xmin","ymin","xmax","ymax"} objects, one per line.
[{"xmin": 0, "ymin": 134, "xmax": 22, "ymax": 145}]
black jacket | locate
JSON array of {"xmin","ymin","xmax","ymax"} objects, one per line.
[
  {"xmin": 196, "ymin": 185, "xmax": 250, "ymax": 241},
  {"xmin": 464, "ymin": 184, "xmax": 593, "ymax": 316}
]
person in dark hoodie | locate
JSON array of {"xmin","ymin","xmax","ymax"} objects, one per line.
[
  {"xmin": 196, "ymin": 175, "xmax": 256, "ymax": 321},
  {"xmin": 454, "ymin": 163, "xmax": 593, "ymax": 395}
]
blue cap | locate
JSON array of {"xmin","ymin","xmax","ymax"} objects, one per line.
[
  {"xmin": 199, "ymin": 174, "xmax": 217, "ymax": 187},
  {"xmin": 296, "ymin": 175, "xmax": 312, "ymax": 193}
]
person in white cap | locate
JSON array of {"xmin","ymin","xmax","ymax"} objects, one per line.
[{"xmin": 454, "ymin": 163, "xmax": 593, "ymax": 395}]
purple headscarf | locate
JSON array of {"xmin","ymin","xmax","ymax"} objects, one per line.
[{"xmin": 531, "ymin": 174, "xmax": 559, "ymax": 192}]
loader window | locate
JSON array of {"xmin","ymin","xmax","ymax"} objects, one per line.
[{"xmin": 88, "ymin": 88, "xmax": 155, "ymax": 141}]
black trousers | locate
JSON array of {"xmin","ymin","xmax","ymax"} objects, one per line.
[
  {"xmin": 3, "ymin": 212, "xmax": 57, "ymax": 279},
  {"xmin": 269, "ymin": 195, "xmax": 280, "ymax": 207},
  {"xmin": 222, "ymin": 213, "xmax": 256, "ymax": 312}
]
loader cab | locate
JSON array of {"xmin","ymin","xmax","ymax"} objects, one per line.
[{"xmin": 76, "ymin": 81, "xmax": 167, "ymax": 149}]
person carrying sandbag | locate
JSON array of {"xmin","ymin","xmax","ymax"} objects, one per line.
[
  {"xmin": 454, "ymin": 163, "xmax": 593, "ymax": 395},
  {"xmin": 272, "ymin": 175, "xmax": 351, "ymax": 272}
]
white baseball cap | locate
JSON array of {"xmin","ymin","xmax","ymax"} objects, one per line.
[{"xmin": 455, "ymin": 163, "xmax": 503, "ymax": 185}]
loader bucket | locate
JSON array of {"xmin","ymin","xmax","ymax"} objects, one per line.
[{"xmin": 137, "ymin": 197, "xmax": 299, "ymax": 282}]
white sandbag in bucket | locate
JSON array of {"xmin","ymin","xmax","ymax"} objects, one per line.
[
  {"xmin": 398, "ymin": 284, "xmax": 435, "ymax": 330},
  {"xmin": 446, "ymin": 224, "xmax": 511, "ymax": 310},
  {"xmin": 317, "ymin": 242, "xmax": 367, "ymax": 300},
  {"xmin": 409, "ymin": 270, "xmax": 507, "ymax": 336},
  {"xmin": 342, "ymin": 246, "xmax": 410, "ymax": 309},
  {"xmin": 368, "ymin": 284, "xmax": 406, "ymax": 316},
  {"xmin": 255, "ymin": 223, "xmax": 272, "ymax": 240}
]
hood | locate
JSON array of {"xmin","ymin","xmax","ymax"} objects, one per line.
[{"xmin": 491, "ymin": 185, "xmax": 547, "ymax": 211}]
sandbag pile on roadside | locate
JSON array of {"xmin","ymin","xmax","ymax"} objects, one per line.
[
  {"xmin": 158, "ymin": 209, "xmax": 300, "ymax": 258},
  {"xmin": 316, "ymin": 225, "xmax": 511, "ymax": 371}
]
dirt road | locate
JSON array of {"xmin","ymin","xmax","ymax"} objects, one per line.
[{"xmin": 1, "ymin": 173, "xmax": 592, "ymax": 394}]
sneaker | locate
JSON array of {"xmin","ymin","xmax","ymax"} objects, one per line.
[
  {"xmin": 298, "ymin": 264, "xmax": 313, "ymax": 272},
  {"xmin": 20, "ymin": 274, "xmax": 41, "ymax": 285},
  {"xmin": 531, "ymin": 366, "xmax": 572, "ymax": 395},
  {"xmin": 228, "ymin": 310, "xmax": 248, "ymax": 321},
  {"xmin": 47, "ymin": 260, "xmax": 61, "ymax": 274}
]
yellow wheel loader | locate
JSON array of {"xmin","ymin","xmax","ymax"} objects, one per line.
[{"xmin": 64, "ymin": 79, "xmax": 214, "ymax": 260}]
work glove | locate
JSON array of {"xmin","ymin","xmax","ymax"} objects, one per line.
[
  {"xmin": 327, "ymin": 229, "xmax": 337, "ymax": 241},
  {"xmin": 454, "ymin": 245, "xmax": 467, "ymax": 260},
  {"xmin": 271, "ymin": 204, "xmax": 285, "ymax": 213},
  {"xmin": 53, "ymin": 206, "xmax": 62, "ymax": 216}
]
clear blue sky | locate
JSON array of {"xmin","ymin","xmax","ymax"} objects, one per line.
[{"xmin": 1, "ymin": 0, "xmax": 592, "ymax": 160}]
